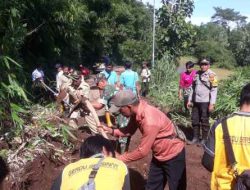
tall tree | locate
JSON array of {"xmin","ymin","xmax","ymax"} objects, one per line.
[
  {"xmin": 211, "ymin": 7, "xmax": 247, "ymax": 29},
  {"xmin": 229, "ymin": 24, "xmax": 250, "ymax": 66},
  {"xmin": 193, "ymin": 22, "xmax": 236, "ymax": 68},
  {"xmin": 81, "ymin": 0, "xmax": 153, "ymax": 64},
  {"xmin": 157, "ymin": 0, "xmax": 195, "ymax": 58}
]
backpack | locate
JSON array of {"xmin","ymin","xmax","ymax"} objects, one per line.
[
  {"xmin": 222, "ymin": 120, "xmax": 250, "ymax": 190},
  {"xmin": 78, "ymin": 157, "xmax": 105, "ymax": 190},
  {"xmin": 173, "ymin": 124, "xmax": 187, "ymax": 142},
  {"xmin": 155, "ymin": 122, "xmax": 186, "ymax": 142}
]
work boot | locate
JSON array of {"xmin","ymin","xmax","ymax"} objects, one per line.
[
  {"xmin": 200, "ymin": 126, "xmax": 209, "ymax": 146},
  {"xmin": 187, "ymin": 125, "xmax": 200, "ymax": 145}
]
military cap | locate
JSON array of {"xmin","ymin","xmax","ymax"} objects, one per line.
[{"xmin": 199, "ymin": 58, "xmax": 210, "ymax": 65}]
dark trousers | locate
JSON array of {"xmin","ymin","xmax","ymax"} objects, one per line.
[
  {"xmin": 141, "ymin": 82, "xmax": 149, "ymax": 97},
  {"xmin": 183, "ymin": 96, "xmax": 189, "ymax": 112},
  {"xmin": 146, "ymin": 148, "xmax": 186, "ymax": 190},
  {"xmin": 191, "ymin": 102, "xmax": 210, "ymax": 139}
]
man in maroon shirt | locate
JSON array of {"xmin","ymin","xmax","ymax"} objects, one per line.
[{"xmin": 100, "ymin": 90, "xmax": 186, "ymax": 190}]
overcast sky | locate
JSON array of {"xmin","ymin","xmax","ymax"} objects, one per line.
[{"xmin": 141, "ymin": 0, "xmax": 250, "ymax": 25}]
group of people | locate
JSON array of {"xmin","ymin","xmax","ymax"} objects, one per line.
[
  {"xmin": 178, "ymin": 58, "xmax": 250, "ymax": 190},
  {"xmin": 1, "ymin": 57, "xmax": 249, "ymax": 190},
  {"xmin": 179, "ymin": 58, "xmax": 218, "ymax": 145},
  {"xmin": 52, "ymin": 89, "xmax": 187, "ymax": 190},
  {"xmin": 48, "ymin": 60, "xmax": 188, "ymax": 190},
  {"xmin": 53, "ymin": 60, "xmax": 152, "ymax": 152}
]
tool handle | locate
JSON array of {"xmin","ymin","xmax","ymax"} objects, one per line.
[{"xmin": 105, "ymin": 111, "xmax": 113, "ymax": 127}]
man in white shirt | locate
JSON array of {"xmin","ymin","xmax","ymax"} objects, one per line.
[
  {"xmin": 140, "ymin": 61, "xmax": 151, "ymax": 97},
  {"xmin": 32, "ymin": 64, "xmax": 44, "ymax": 82},
  {"xmin": 31, "ymin": 64, "xmax": 45, "ymax": 102},
  {"xmin": 55, "ymin": 63, "xmax": 63, "ymax": 91}
]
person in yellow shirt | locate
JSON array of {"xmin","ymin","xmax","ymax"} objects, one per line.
[
  {"xmin": 51, "ymin": 135, "xmax": 130, "ymax": 190},
  {"xmin": 202, "ymin": 83, "xmax": 250, "ymax": 190}
]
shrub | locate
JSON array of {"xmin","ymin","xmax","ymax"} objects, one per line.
[
  {"xmin": 194, "ymin": 40, "xmax": 236, "ymax": 69},
  {"xmin": 212, "ymin": 67, "xmax": 250, "ymax": 119},
  {"xmin": 149, "ymin": 53, "xmax": 181, "ymax": 110}
]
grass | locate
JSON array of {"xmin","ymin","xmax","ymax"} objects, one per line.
[
  {"xmin": 210, "ymin": 67, "xmax": 233, "ymax": 80},
  {"xmin": 177, "ymin": 56, "xmax": 198, "ymax": 67}
]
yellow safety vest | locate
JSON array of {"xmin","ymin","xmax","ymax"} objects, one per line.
[
  {"xmin": 211, "ymin": 112, "xmax": 250, "ymax": 190},
  {"xmin": 60, "ymin": 157, "xmax": 128, "ymax": 190}
]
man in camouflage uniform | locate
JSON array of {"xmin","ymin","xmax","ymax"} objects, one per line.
[
  {"xmin": 92, "ymin": 73, "xmax": 129, "ymax": 153},
  {"xmin": 65, "ymin": 72, "xmax": 107, "ymax": 138},
  {"xmin": 187, "ymin": 58, "xmax": 218, "ymax": 145}
]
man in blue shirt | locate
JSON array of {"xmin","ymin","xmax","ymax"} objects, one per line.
[
  {"xmin": 101, "ymin": 62, "xmax": 118, "ymax": 86},
  {"xmin": 120, "ymin": 61, "xmax": 140, "ymax": 96}
]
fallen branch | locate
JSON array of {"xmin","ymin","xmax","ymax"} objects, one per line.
[
  {"xmin": 47, "ymin": 115, "xmax": 68, "ymax": 124},
  {"xmin": 26, "ymin": 21, "xmax": 46, "ymax": 36},
  {"xmin": 9, "ymin": 142, "xmax": 27, "ymax": 160}
]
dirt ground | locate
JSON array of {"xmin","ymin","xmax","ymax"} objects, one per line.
[{"xmin": 3, "ymin": 127, "xmax": 211, "ymax": 190}]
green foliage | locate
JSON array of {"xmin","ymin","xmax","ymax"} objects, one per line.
[
  {"xmin": 212, "ymin": 7, "xmax": 247, "ymax": 29},
  {"xmin": 0, "ymin": 149, "xmax": 8, "ymax": 160},
  {"xmin": 193, "ymin": 23, "xmax": 236, "ymax": 69},
  {"xmin": 193, "ymin": 10, "xmax": 250, "ymax": 68},
  {"xmin": 195, "ymin": 23, "xmax": 229, "ymax": 47},
  {"xmin": 38, "ymin": 120, "xmax": 77, "ymax": 147},
  {"xmin": 157, "ymin": 0, "xmax": 196, "ymax": 58},
  {"xmin": 194, "ymin": 40, "xmax": 236, "ymax": 69},
  {"xmin": 212, "ymin": 68, "xmax": 250, "ymax": 118},
  {"xmin": 119, "ymin": 39, "xmax": 151, "ymax": 64},
  {"xmin": 229, "ymin": 24, "xmax": 250, "ymax": 66},
  {"xmin": 61, "ymin": 125, "xmax": 77, "ymax": 146},
  {"xmin": 150, "ymin": 52, "xmax": 181, "ymax": 109},
  {"xmin": 0, "ymin": 55, "xmax": 28, "ymax": 131},
  {"xmin": 82, "ymin": 0, "xmax": 153, "ymax": 64},
  {"xmin": 198, "ymin": 8, "xmax": 250, "ymax": 68}
]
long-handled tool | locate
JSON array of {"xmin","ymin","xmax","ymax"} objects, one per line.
[
  {"xmin": 40, "ymin": 81, "xmax": 71, "ymax": 107},
  {"xmin": 40, "ymin": 81, "xmax": 58, "ymax": 95},
  {"xmin": 105, "ymin": 105, "xmax": 113, "ymax": 128}
]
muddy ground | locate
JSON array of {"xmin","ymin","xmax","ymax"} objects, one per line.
[{"xmin": 3, "ymin": 127, "xmax": 210, "ymax": 190}]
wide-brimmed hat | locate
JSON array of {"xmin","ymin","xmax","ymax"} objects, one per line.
[{"xmin": 113, "ymin": 90, "xmax": 138, "ymax": 107}]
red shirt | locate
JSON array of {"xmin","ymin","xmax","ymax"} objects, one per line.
[{"xmin": 114, "ymin": 100, "xmax": 185, "ymax": 163}]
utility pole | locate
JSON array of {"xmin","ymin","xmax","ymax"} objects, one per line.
[{"xmin": 152, "ymin": 0, "xmax": 156, "ymax": 68}]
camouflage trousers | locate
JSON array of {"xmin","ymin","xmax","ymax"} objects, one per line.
[{"xmin": 116, "ymin": 114, "xmax": 130, "ymax": 153}]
